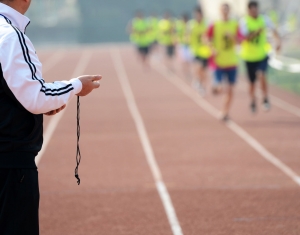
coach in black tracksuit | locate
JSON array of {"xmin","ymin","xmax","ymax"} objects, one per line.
[{"xmin": 0, "ymin": 0, "xmax": 101, "ymax": 234}]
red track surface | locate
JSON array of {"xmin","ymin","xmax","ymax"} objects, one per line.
[{"xmin": 37, "ymin": 45, "xmax": 300, "ymax": 235}]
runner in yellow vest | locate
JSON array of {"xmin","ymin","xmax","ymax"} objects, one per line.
[
  {"xmin": 158, "ymin": 11, "xmax": 176, "ymax": 70},
  {"xmin": 188, "ymin": 7, "xmax": 211, "ymax": 95},
  {"xmin": 127, "ymin": 11, "xmax": 152, "ymax": 66},
  {"xmin": 176, "ymin": 13, "xmax": 192, "ymax": 78},
  {"xmin": 240, "ymin": 1, "xmax": 281, "ymax": 113},
  {"xmin": 207, "ymin": 3, "xmax": 240, "ymax": 121},
  {"xmin": 148, "ymin": 14, "xmax": 159, "ymax": 49},
  {"xmin": 176, "ymin": 14, "xmax": 190, "ymax": 48}
]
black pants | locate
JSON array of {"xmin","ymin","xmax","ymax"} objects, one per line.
[
  {"xmin": 137, "ymin": 46, "xmax": 150, "ymax": 56},
  {"xmin": 0, "ymin": 169, "xmax": 39, "ymax": 235}
]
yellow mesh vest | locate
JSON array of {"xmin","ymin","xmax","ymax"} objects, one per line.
[
  {"xmin": 158, "ymin": 19, "xmax": 175, "ymax": 46},
  {"xmin": 189, "ymin": 19, "xmax": 211, "ymax": 58},
  {"xmin": 176, "ymin": 20, "xmax": 188, "ymax": 44},
  {"xmin": 148, "ymin": 17, "xmax": 159, "ymax": 43},
  {"xmin": 213, "ymin": 20, "xmax": 238, "ymax": 68},
  {"xmin": 241, "ymin": 15, "xmax": 267, "ymax": 62},
  {"xmin": 131, "ymin": 18, "xmax": 150, "ymax": 47}
]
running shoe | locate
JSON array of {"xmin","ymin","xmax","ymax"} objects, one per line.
[
  {"xmin": 191, "ymin": 81, "xmax": 200, "ymax": 90},
  {"xmin": 250, "ymin": 101, "xmax": 257, "ymax": 114},
  {"xmin": 198, "ymin": 84, "xmax": 206, "ymax": 96},
  {"xmin": 221, "ymin": 114, "xmax": 230, "ymax": 122},
  {"xmin": 263, "ymin": 98, "xmax": 271, "ymax": 112},
  {"xmin": 192, "ymin": 81, "xmax": 206, "ymax": 96}
]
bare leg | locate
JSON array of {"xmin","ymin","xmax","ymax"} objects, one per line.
[
  {"xmin": 222, "ymin": 85, "xmax": 234, "ymax": 117},
  {"xmin": 198, "ymin": 65, "xmax": 207, "ymax": 88},
  {"xmin": 141, "ymin": 54, "xmax": 150, "ymax": 70},
  {"xmin": 163, "ymin": 53, "xmax": 169, "ymax": 68},
  {"xmin": 258, "ymin": 71, "xmax": 268, "ymax": 99},
  {"xmin": 258, "ymin": 70, "xmax": 271, "ymax": 111},
  {"xmin": 165, "ymin": 56, "xmax": 174, "ymax": 71},
  {"xmin": 194, "ymin": 62, "xmax": 206, "ymax": 85},
  {"xmin": 249, "ymin": 80, "xmax": 257, "ymax": 113},
  {"xmin": 179, "ymin": 60, "xmax": 189, "ymax": 79},
  {"xmin": 192, "ymin": 63, "xmax": 207, "ymax": 95},
  {"xmin": 135, "ymin": 49, "xmax": 140, "ymax": 61},
  {"xmin": 150, "ymin": 43, "xmax": 159, "ymax": 60},
  {"xmin": 164, "ymin": 46, "xmax": 175, "ymax": 71},
  {"xmin": 192, "ymin": 63, "xmax": 200, "ymax": 86},
  {"xmin": 178, "ymin": 46, "xmax": 191, "ymax": 79},
  {"xmin": 249, "ymin": 81, "xmax": 256, "ymax": 103}
]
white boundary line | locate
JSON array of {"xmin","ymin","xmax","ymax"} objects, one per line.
[
  {"xmin": 152, "ymin": 63, "xmax": 300, "ymax": 187},
  {"xmin": 111, "ymin": 49, "xmax": 184, "ymax": 235},
  {"xmin": 35, "ymin": 51, "xmax": 92, "ymax": 166}
]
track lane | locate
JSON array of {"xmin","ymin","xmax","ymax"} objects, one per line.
[
  {"xmin": 38, "ymin": 47, "xmax": 173, "ymax": 235},
  {"xmin": 201, "ymin": 69, "xmax": 300, "ymax": 177},
  {"xmin": 152, "ymin": 61, "xmax": 300, "ymax": 186},
  {"xmin": 111, "ymin": 48, "xmax": 183, "ymax": 235},
  {"xmin": 269, "ymin": 84, "xmax": 300, "ymax": 110},
  {"xmin": 35, "ymin": 45, "xmax": 300, "ymax": 235},
  {"xmin": 119, "ymin": 46, "xmax": 300, "ymax": 234}
]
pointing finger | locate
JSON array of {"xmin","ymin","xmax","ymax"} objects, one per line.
[{"xmin": 92, "ymin": 75, "xmax": 102, "ymax": 81}]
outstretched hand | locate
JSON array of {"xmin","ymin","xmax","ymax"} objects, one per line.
[
  {"xmin": 77, "ymin": 75, "xmax": 102, "ymax": 96},
  {"xmin": 44, "ymin": 104, "xmax": 66, "ymax": 116},
  {"xmin": 44, "ymin": 75, "xmax": 101, "ymax": 116}
]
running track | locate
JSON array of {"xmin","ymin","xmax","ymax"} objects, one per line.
[{"xmin": 37, "ymin": 45, "xmax": 300, "ymax": 235}]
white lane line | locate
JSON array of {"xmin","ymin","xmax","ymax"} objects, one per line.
[
  {"xmin": 35, "ymin": 51, "xmax": 92, "ymax": 166},
  {"xmin": 111, "ymin": 49, "xmax": 184, "ymax": 235},
  {"xmin": 227, "ymin": 122, "xmax": 300, "ymax": 186},
  {"xmin": 42, "ymin": 50, "xmax": 66, "ymax": 74},
  {"xmin": 152, "ymin": 63, "xmax": 300, "ymax": 187}
]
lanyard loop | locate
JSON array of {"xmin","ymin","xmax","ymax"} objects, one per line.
[{"xmin": 75, "ymin": 96, "xmax": 81, "ymax": 185}]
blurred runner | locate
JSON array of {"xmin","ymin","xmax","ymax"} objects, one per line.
[
  {"xmin": 240, "ymin": 1, "xmax": 281, "ymax": 113},
  {"xmin": 127, "ymin": 10, "xmax": 152, "ymax": 67},
  {"xmin": 148, "ymin": 13, "xmax": 160, "ymax": 57},
  {"xmin": 158, "ymin": 11, "xmax": 176, "ymax": 70},
  {"xmin": 207, "ymin": 3, "xmax": 240, "ymax": 121},
  {"xmin": 188, "ymin": 7, "xmax": 211, "ymax": 95},
  {"xmin": 176, "ymin": 13, "xmax": 192, "ymax": 79}
]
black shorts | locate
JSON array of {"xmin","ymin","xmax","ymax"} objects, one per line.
[
  {"xmin": 137, "ymin": 46, "xmax": 149, "ymax": 56},
  {"xmin": 151, "ymin": 40, "xmax": 158, "ymax": 46},
  {"xmin": 194, "ymin": 56, "xmax": 208, "ymax": 68},
  {"xmin": 245, "ymin": 56, "xmax": 269, "ymax": 84},
  {"xmin": 149, "ymin": 41, "xmax": 158, "ymax": 52},
  {"xmin": 166, "ymin": 45, "xmax": 175, "ymax": 58},
  {"xmin": 0, "ymin": 168, "xmax": 40, "ymax": 235}
]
